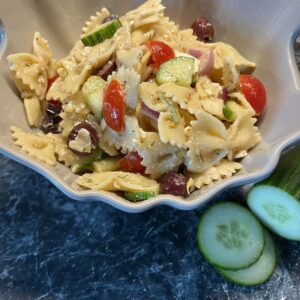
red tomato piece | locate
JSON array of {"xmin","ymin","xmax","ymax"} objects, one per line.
[
  {"xmin": 118, "ymin": 152, "xmax": 146, "ymax": 174},
  {"xmin": 103, "ymin": 79, "xmax": 125, "ymax": 132},
  {"xmin": 47, "ymin": 75, "xmax": 59, "ymax": 91},
  {"xmin": 239, "ymin": 74, "xmax": 267, "ymax": 116},
  {"xmin": 147, "ymin": 41, "xmax": 175, "ymax": 69}
]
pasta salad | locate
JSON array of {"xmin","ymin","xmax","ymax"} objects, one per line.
[{"xmin": 7, "ymin": 0, "xmax": 267, "ymax": 201}]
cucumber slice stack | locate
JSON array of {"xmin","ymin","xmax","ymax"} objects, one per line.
[
  {"xmin": 217, "ymin": 229, "xmax": 276, "ymax": 286},
  {"xmin": 81, "ymin": 19, "xmax": 122, "ymax": 47},
  {"xmin": 197, "ymin": 202, "xmax": 276, "ymax": 286}
]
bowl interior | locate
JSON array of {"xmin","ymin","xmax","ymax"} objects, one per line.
[{"xmin": 0, "ymin": 0, "xmax": 300, "ymax": 212}]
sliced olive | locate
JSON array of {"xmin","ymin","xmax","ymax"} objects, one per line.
[{"xmin": 67, "ymin": 122, "xmax": 99, "ymax": 156}]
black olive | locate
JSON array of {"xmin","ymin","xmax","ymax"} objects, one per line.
[
  {"xmin": 191, "ymin": 17, "xmax": 214, "ymax": 42},
  {"xmin": 67, "ymin": 122, "xmax": 99, "ymax": 156},
  {"xmin": 40, "ymin": 100, "xmax": 63, "ymax": 134},
  {"xmin": 159, "ymin": 172, "xmax": 188, "ymax": 198}
]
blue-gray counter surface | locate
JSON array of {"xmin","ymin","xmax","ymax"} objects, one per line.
[{"xmin": 0, "ymin": 155, "xmax": 299, "ymax": 300}]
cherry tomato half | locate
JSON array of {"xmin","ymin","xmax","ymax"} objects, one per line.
[
  {"xmin": 47, "ymin": 75, "xmax": 59, "ymax": 92},
  {"xmin": 118, "ymin": 151, "xmax": 146, "ymax": 174},
  {"xmin": 147, "ymin": 41, "xmax": 175, "ymax": 69},
  {"xmin": 239, "ymin": 74, "xmax": 267, "ymax": 116},
  {"xmin": 103, "ymin": 79, "xmax": 125, "ymax": 132}
]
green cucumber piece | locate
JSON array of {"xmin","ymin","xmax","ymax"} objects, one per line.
[
  {"xmin": 124, "ymin": 191, "xmax": 157, "ymax": 202},
  {"xmin": 175, "ymin": 51, "xmax": 200, "ymax": 83},
  {"xmin": 197, "ymin": 202, "xmax": 264, "ymax": 270},
  {"xmin": 156, "ymin": 57, "xmax": 195, "ymax": 87},
  {"xmin": 82, "ymin": 76, "xmax": 106, "ymax": 120},
  {"xmin": 217, "ymin": 230, "xmax": 276, "ymax": 286},
  {"xmin": 223, "ymin": 100, "xmax": 245, "ymax": 122},
  {"xmin": 247, "ymin": 186, "xmax": 300, "ymax": 241},
  {"xmin": 71, "ymin": 148, "xmax": 105, "ymax": 174},
  {"xmin": 93, "ymin": 157, "xmax": 120, "ymax": 173},
  {"xmin": 81, "ymin": 19, "xmax": 122, "ymax": 47},
  {"xmin": 247, "ymin": 144, "xmax": 300, "ymax": 241},
  {"xmin": 161, "ymin": 96, "xmax": 180, "ymax": 124}
]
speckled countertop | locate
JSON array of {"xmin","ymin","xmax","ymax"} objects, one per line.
[{"xmin": 0, "ymin": 154, "xmax": 299, "ymax": 300}]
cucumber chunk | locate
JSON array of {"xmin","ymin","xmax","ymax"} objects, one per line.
[
  {"xmin": 82, "ymin": 76, "xmax": 106, "ymax": 121},
  {"xmin": 161, "ymin": 96, "xmax": 180, "ymax": 124},
  {"xmin": 81, "ymin": 19, "xmax": 122, "ymax": 47},
  {"xmin": 197, "ymin": 202, "xmax": 264, "ymax": 270},
  {"xmin": 223, "ymin": 100, "xmax": 245, "ymax": 122},
  {"xmin": 217, "ymin": 230, "xmax": 276, "ymax": 286},
  {"xmin": 247, "ymin": 185, "xmax": 300, "ymax": 241},
  {"xmin": 156, "ymin": 57, "xmax": 195, "ymax": 87},
  {"xmin": 124, "ymin": 191, "xmax": 157, "ymax": 202},
  {"xmin": 93, "ymin": 157, "xmax": 120, "ymax": 173},
  {"xmin": 71, "ymin": 148, "xmax": 105, "ymax": 174}
]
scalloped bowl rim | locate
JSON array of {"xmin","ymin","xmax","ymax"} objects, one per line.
[{"xmin": 1, "ymin": 130, "xmax": 300, "ymax": 213}]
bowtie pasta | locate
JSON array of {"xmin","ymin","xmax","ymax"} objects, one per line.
[{"xmin": 7, "ymin": 0, "xmax": 266, "ymax": 201}]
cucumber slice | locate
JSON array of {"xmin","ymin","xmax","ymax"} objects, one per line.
[
  {"xmin": 217, "ymin": 230, "xmax": 276, "ymax": 286},
  {"xmin": 197, "ymin": 202, "xmax": 264, "ymax": 270},
  {"xmin": 124, "ymin": 191, "xmax": 157, "ymax": 202},
  {"xmin": 247, "ymin": 185, "xmax": 300, "ymax": 241},
  {"xmin": 82, "ymin": 76, "xmax": 106, "ymax": 120},
  {"xmin": 223, "ymin": 100, "xmax": 245, "ymax": 121},
  {"xmin": 81, "ymin": 19, "xmax": 122, "ymax": 47},
  {"xmin": 71, "ymin": 148, "xmax": 105, "ymax": 174},
  {"xmin": 93, "ymin": 157, "xmax": 119, "ymax": 173},
  {"xmin": 156, "ymin": 57, "xmax": 195, "ymax": 87}
]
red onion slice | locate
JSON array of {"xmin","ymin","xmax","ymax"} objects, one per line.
[
  {"xmin": 97, "ymin": 60, "xmax": 117, "ymax": 81},
  {"xmin": 219, "ymin": 87, "xmax": 229, "ymax": 100},
  {"xmin": 141, "ymin": 102, "xmax": 160, "ymax": 121},
  {"xmin": 188, "ymin": 48, "xmax": 203, "ymax": 59},
  {"xmin": 198, "ymin": 49, "xmax": 214, "ymax": 76}
]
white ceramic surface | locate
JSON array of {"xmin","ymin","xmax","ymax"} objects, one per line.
[{"xmin": 0, "ymin": 0, "xmax": 300, "ymax": 213}]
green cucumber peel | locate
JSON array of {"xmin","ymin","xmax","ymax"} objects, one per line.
[
  {"xmin": 124, "ymin": 191, "xmax": 157, "ymax": 202},
  {"xmin": 81, "ymin": 19, "xmax": 122, "ymax": 47},
  {"xmin": 223, "ymin": 103, "xmax": 234, "ymax": 121},
  {"xmin": 197, "ymin": 202, "xmax": 264, "ymax": 270},
  {"xmin": 247, "ymin": 144, "xmax": 300, "ymax": 241},
  {"xmin": 217, "ymin": 229, "xmax": 277, "ymax": 286},
  {"xmin": 161, "ymin": 95, "xmax": 180, "ymax": 124},
  {"xmin": 223, "ymin": 100, "xmax": 244, "ymax": 122},
  {"xmin": 71, "ymin": 148, "xmax": 106, "ymax": 174}
]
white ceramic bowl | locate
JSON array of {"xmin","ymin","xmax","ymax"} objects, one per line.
[{"xmin": 1, "ymin": 0, "xmax": 300, "ymax": 212}]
